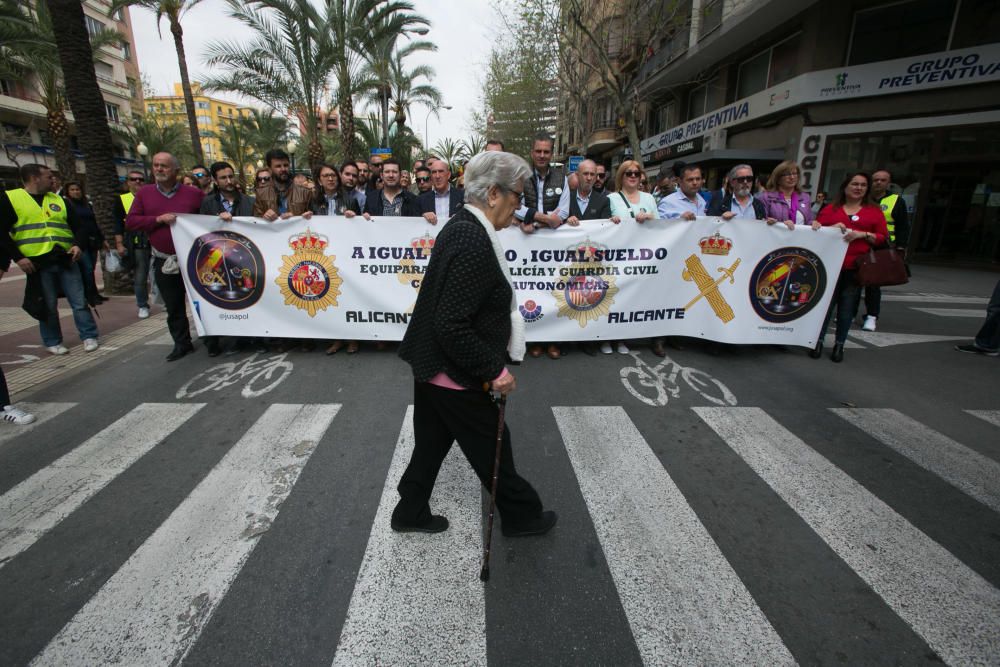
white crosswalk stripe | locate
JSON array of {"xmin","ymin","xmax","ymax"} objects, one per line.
[
  {"xmin": 0, "ymin": 403, "xmax": 204, "ymax": 568},
  {"xmin": 695, "ymin": 407, "xmax": 1000, "ymax": 666},
  {"xmin": 0, "ymin": 402, "xmax": 76, "ymax": 447},
  {"xmin": 32, "ymin": 403, "xmax": 339, "ymax": 666},
  {"xmin": 0, "ymin": 401, "xmax": 996, "ymax": 665},
  {"xmin": 554, "ymin": 406, "xmax": 795, "ymax": 665},
  {"xmin": 334, "ymin": 406, "xmax": 487, "ymax": 667},
  {"xmin": 833, "ymin": 408, "xmax": 1000, "ymax": 513}
]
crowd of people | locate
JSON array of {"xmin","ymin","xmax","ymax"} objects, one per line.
[{"xmin": 2, "ymin": 131, "xmax": 997, "ymax": 427}]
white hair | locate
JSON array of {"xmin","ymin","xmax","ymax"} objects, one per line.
[
  {"xmin": 726, "ymin": 163, "xmax": 753, "ymax": 182},
  {"xmin": 463, "ymin": 151, "xmax": 531, "ymax": 206}
]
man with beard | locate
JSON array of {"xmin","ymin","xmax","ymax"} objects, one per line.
[
  {"xmin": 252, "ymin": 149, "xmax": 313, "ymax": 220},
  {"xmin": 594, "ymin": 163, "xmax": 609, "ymax": 193},
  {"xmin": 706, "ymin": 164, "xmax": 766, "ymax": 220},
  {"xmin": 658, "ymin": 163, "xmax": 706, "ymax": 221},
  {"xmin": 126, "ymin": 152, "xmax": 204, "ymax": 361},
  {"xmin": 354, "ymin": 159, "xmax": 371, "ymax": 209},
  {"xmin": 363, "ymin": 159, "xmax": 420, "ymax": 218}
]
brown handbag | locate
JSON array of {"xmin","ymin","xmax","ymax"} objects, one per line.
[{"xmin": 855, "ymin": 247, "xmax": 909, "ymax": 287}]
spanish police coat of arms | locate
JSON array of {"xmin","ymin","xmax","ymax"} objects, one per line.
[
  {"xmin": 275, "ymin": 228, "xmax": 343, "ymax": 317},
  {"xmin": 553, "ymin": 238, "xmax": 619, "ymax": 327},
  {"xmin": 748, "ymin": 247, "xmax": 827, "ymax": 323}
]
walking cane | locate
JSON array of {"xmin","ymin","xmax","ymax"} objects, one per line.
[{"xmin": 480, "ymin": 391, "xmax": 506, "ymax": 582}]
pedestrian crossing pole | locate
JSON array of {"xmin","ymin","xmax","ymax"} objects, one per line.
[{"xmin": 480, "ymin": 391, "xmax": 506, "ymax": 582}]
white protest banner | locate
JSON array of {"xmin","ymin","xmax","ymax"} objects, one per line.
[{"xmin": 171, "ymin": 214, "xmax": 847, "ymax": 347}]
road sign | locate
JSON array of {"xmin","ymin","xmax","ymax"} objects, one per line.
[
  {"xmin": 370, "ymin": 148, "xmax": 392, "ymax": 160},
  {"xmin": 568, "ymin": 156, "xmax": 583, "ymax": 172}
]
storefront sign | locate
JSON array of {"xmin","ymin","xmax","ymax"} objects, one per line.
[
  {"xmin": 650, "ymin": 136, "xmax": 704, "ymax": 163},
  {"xmin": 641, "ymin": 44, "xmax": 1000, "ymax": 159},
  {"xmin": 171, "ymin": 215, "xmax": 847, "ymax": 348}
]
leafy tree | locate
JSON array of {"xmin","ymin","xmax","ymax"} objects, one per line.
[
  {"xmin": 244, "ymin": 108, "xmax": 291, "ymax": 156},
  {"xmin": 212, "ymin": 119, "xmax": 255, "ymax": 189},
  {"xmin": 1, "ymin": 0, "xmax": 122, "ymax": 180},
  {"xmin": 113, "ymin": 110, "xmax": 194, "ymax": 166},
  {"xmin": 110, "ymin": 0, "xmax": 205, "ymax": 164},
  {"xmin": 458, "ymin": 135, "xmax": 486, "ymax": 160},
  {"xmin": 354, "ymin": 113, "xmax": 421, "ymax": 170},
  {"xmin": 203, "ymin": 0, "xmax": 338, "ymax": 170},
  {"xmin": 431, "ymin": 137, "xmax": 461, "ymax": 173}
]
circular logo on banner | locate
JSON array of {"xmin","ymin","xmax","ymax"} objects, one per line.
[
  {"xmin": 749, "ymin": 247, "xmax": 827, "ymax": 323},
  {"xmin": 286, "ymin": 260, "xmax": 330, "ymax": 301},
  {"xmin": 187, "ymin": 230, "xmax": 265, "ymax": 310}
]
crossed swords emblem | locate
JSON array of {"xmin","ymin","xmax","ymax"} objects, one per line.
[{"xmin": 682, "ymin": 254, "xmax": 741, "ymax": 323}]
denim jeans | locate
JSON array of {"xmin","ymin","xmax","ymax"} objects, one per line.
[
  {"xmin": 78, "ymin": 247, "xmax": 99, "ymax": 299},
  {"xmin": 975, "ymin": 279, "xmax": 1000, "ymax": 352},
  {"xmin": 819, "ymin": 269, "xmax": 862, "ymax": 345},
  {"xmin": 37, "ymin": 261, "xmax": 99, "ymax": 347},
  {"xmin": 132, "ymin": 245, "xmax": 151, "ymax": 309}
]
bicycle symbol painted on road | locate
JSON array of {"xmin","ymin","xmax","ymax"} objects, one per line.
[
  {"xmin": 620, "ymin": 351, "xmax": 737, "ymax": 407},
  {"xmin": 176, "ymin": 352, "xmax": 294, "ymax": 399}
]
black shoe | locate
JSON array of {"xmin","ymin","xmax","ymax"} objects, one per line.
[
  {"xmin": 501, "ymin": 510, "xmax": 557, "ymax": 537},
  {"xmin": 831, "ymin": 343, "xmax": 844, "ymax": 363},
  {"xmin": 809, "ymin": 341, "xmax": 823, "ymax": 358},
  {"xmin": 206, "ymin": 342, "xmax": 221, "ymax": 357},
  {"xmin": 390, "ymin": 515, "xmax": 449, "ymax": 534},
  {"xmin": 580, "ymin": 343, "xmax": 597, "ymax": 357},
  {"xmin": 651, "ymin": 339, "xmax": 666, "ymax": 357},
  {"xmin": 955, "ymin": 343, "xmax": 999, "ymax": 356},
  {"xmin": 166, "ymin": 344, "xmax": 194, "ymax": 362}
]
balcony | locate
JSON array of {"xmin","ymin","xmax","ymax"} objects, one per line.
[{"xmin": 587, "ymin": 119, "xmax": 622, "ymax": 152}]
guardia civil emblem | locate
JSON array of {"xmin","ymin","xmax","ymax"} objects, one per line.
[
  {"xmin": 682, "ymin": 232, "xmax": 740, "ymax": 324},
  {"xmin": 275, "ymin": 228, "xmax": 342, "ymax": 317},
  {"xmin": 553, "ymin": 238, "xmax": 619, "ymax": 327}
]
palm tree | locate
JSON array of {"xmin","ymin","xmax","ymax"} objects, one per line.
[
  {"xmin": 357, "ymin": 34, "xmax": 435, "ymax": 146},
  {"xmin": 203, "ymin": 0, "xmax": 337, "ymax": 170},
  {"xmin": 458, "ymin": 135, "xmax": 486, "ymax": 161},
  {"xmin": 244, "ymin": 108, "xmax": 291, "ymax": 155},
  {"xmin": 1, "ymin": 1, "xmax": 122, "ymax": 181},
  {"xmin": 113, "ymin": 111, "xmax": 194, "ymax": 164},
  {"xmin": 213, "ymin": 119, "xmax": 255, "ymax": 190},
  {"xmin": 355, "ymin": 113, "xmax": 421, "ymax": 170},
  {"xmin": 43, "ymin": 0, "xmax": 121, "ymax": 247},
  {"xmin": 431, "ymin": 137, "xmax": 461, "ymax": 173},
  {"xmin": 327, "ymin": 0, "xmax": 430, "ymax": 160}
]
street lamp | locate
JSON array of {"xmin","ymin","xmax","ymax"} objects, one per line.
[
  {"xmin": 286, "ymin": 139, "xmax": 298, "ymax": 174},
  {"xmin": 425, "ymin": 105, "xmax": 452, "ymax": 154},
  {"xmin": 136, "ymin": 141, "xmax": 149, "ymax": 180}
]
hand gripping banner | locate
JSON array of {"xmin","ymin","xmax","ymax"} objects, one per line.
[{"xmin": 171, "ymin": 214, "xmax": 847, "ymax": 347}]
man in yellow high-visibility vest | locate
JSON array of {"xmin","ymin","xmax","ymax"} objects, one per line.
[
  {"xmin": 113, "ymin": 169, "xmax": 152, "ymax": 319},
  {"xmin": 862, "ymin": 168, "xmax": 910, "ymax": 332},
  {"xmin": 0, "ymin": 163, "xmax": 99, "ymax": 354}
]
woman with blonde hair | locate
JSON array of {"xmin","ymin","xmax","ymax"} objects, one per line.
[
  {"xmin": 758, "ymin": 160, "xmax": 814, "ymax": 229},
  {"xmin": 608, "ymin": 160, "xmax": 657, "ymax": 223}
]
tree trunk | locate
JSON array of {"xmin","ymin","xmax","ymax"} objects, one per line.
[
  {"xmin": 44, "ymin": 1, "xmax": 118, "ymax": 249},
  {"xmin": 339, "ymin": 87, "xmax": 356, "ymax": 160},
  {"xmin": 170, "ymin": 15, "xmax": 204, "ymax": 166},
  {"xmin": 380, "ymin": 86, "xmax": 389, "ymax": 147},
  {"xmin": 46, "ymin": 107, "xmax": 78, "ymax": 182}
]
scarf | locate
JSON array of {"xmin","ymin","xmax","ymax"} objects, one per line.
[{"xmin": 464, "ymin": 204, "xmax": 525, "ymax": 363}]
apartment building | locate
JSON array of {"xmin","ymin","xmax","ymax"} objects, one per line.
[
  {"xmin": 145, "ymin": 83, "xmax": 254, "ymax": 164},
  {"xmin": 559, "ymin": 0, "xmax": 1000, "ymax": 266},
  {"xmin": 0, "ymin": 0, "xmax": 144, "ymax": 185}
]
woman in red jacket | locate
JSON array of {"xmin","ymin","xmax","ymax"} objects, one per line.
[{"xmin": 810, "ymin": 171, "xmax": 888, "ymax": 362}]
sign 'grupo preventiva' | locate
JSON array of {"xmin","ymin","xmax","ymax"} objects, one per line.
[{"xmin": 171, "ymin": 215, "xmax": 848, "ymax": 348}]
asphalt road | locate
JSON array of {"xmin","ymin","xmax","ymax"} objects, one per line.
[{"xmin": 1, "ymin": 266, "xmax": 997, "ymax": 666}]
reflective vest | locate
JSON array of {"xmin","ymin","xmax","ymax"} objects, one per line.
[
  {"xmin": 120, "ymin": 192, "xmax": 134, "ymax": 213},
  {"xmin": 6, "ymin": 188, "xmax": 75, "ymax": 257},
  {"xmin": 879, "ymin": 193, "xmax": 899, "ymax": 243}
]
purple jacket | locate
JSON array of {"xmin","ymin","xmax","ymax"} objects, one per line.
[{"xmin": 756, "ymin": 190, "xmax": 814, "ymax": 225}]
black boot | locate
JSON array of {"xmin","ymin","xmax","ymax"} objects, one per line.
[
  {"xmin": 809, "ymin": 340, "xmax": 823, "ymax": 359},
  {"xmin": 831, "ymin": 343, "xmax": 844, "ymax": 363}
]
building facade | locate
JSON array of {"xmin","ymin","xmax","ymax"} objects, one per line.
[
  {"xmin": 145, "ymin": 83, "xmax": 254, "ymax": 164},
  {"xmin": 559, "ymin": 0, "xmax": 1000, "ymax": 267},
  {"xmin": 0, "ymin": 0, "xmax": 144, "ymax": 186}
]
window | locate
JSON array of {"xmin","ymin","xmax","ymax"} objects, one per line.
[
  {"xmin": 686, "ymin": 75, "xmax": 724, "ymax": 119},
  {"xmin": 121, "ymin": 42, "xmax": 131, "ymax": 61},
  {"xmin": 127, "ymin": 78, "xmax": 138, "ymax": 99},
  {"xmin": 196, "ymin": 101, "xmax": 210, "ymax": 110},
  {"xmin": 94, "ymin": 61, "xmax": 114, "ymax": 81},
  {"xmin": 197, "ymin": 115, "xmax": 212, "ymax": 126},
  {"xmin": 700, "ymin": 0, "xmax": 723, "ymax": 39},
  {"xmin": 217, "ymin": 105, "xmax": 223, "ymax": 113},
  {"xmin": 105, "ymin": 102, "xmax": 121, "ymax": 123},
  {"xmin": 848, "ymin": 0, "xmax": 956, "ymax": 66},
  {"xmin": 148, "ymin": 104, "xmax": 158, "ymax": 113},
  {"xmin": 951, "ymin": 0, "xmax": 1000, "ymax": 49},
  {"xmin": 736, "ymin": 33, "xmax": 802, "ymax": 99},
  {"xmin": 84, "ymin": 14, "xmax": 104, "ymax": 38},
  {"xmin": 112, "ymin": 8, "xmax": 124, "ymax": 21},
  {"xmin": 737, "ymin": 50, "xmax": 770, "ymax": 99},
  {"xmin": 591, "ymin": 97, "xmax": 615, "ymax": 130},
  {"xmin": 0, "ymin": 79, "xmax": 12, "ymax": 96}
]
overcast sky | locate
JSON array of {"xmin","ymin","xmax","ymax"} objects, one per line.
[{"xmin": 129, "ymin": 0, "xmax": 496, "ymax": 150}]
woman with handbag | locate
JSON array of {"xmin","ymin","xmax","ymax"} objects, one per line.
[{"xmin": 810, "ymin": 172, "xmax": 888, "ymax": 362}]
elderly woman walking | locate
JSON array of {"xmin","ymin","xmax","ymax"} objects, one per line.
[{"xmin": 391, "ymin": 151, "xmax": 557, "ymax": 537}]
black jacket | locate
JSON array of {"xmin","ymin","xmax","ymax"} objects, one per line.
[
  {"xmin": 399, "ymin": 207, "xmax": 511, "ymax": 389},
  {"xmin": 568, "ymin": 189, "xmax": 611, "ymax": 220},
  {"xmin": 418, "ymin": 187, "xmax": 464, "ymax": 218},
  {"xmin": 706, "ymin": 192, "xmax": 766, "ymax": 219},
  {"xmin": 199, "ymin": 191, "xmax": 256, "ymax": 217},
  {"xmin": 310, "ymin": 190, "xmax": 361, "ymax": 216},
  {"xmin": 363, "ymin": 188, "xmax": 421, "ymax": 217}
]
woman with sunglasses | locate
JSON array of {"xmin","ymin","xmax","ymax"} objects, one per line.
[{"xmin": 253, "ymin": 168, "xmax": 271, "ymax": 193}]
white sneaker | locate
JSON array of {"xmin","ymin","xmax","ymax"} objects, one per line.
[
  {"xmin": 138, "ymin": 307, "xmax": 150, "ymax": 319},
  {"xmin": 862, "ymin": 315, "xmax": 877, "ymax": 332},
  {"xmin": 2, "ymin": 405, "xmax": 35, "ymax": 425},
  {"xmin": 600, "ymin": 342, "xmax": 613, "ymax": 354},
  {"xmin": 83, "ymin": 338, "xmax": 99, "ymax": 352},
  {"xmin": 46, "ymin": 345, "xmax": 69, "ymax": 355},
  {"xmin": 616, "ymin": 342, "xmax": 630, "ymax": 354}
]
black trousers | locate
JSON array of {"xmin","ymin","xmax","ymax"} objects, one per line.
[
  {"xmin": 393, "ymin": 382, "xmax": 543, "ymax": 527},
  {"xmin": 0, "ymin": 367, "xmax": 10, "ymax": 406},
  {"xmin": 153, "ymin": 258, "xmax": 192, "ymax": 348}
]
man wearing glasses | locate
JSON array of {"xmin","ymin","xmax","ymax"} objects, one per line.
[
  {"xmin": 594, "ymin": 164, "xmax": 609, "ymax": 193},
  {"xmin": 413, "ymin": 165, "xmax": 432, "ymax": 193},
  {"xmin": 189, "ymin": 164, "xmax": 214, "ymax": 195},
  {"xmin": 706, "ymin": 164, "xmax": 766, "ymax": 220},
  {"xmin": 113, "ymin": 170, "xmax": 153, "ymax": 318}
]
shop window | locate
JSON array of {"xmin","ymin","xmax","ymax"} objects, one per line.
[
  {"xmin": 848, "ymin": 0, "xmax": 956, "ymax": 66},
  {"xmin": 951, "ymin": 0, "xmax": 1000, "ymax": 49}
]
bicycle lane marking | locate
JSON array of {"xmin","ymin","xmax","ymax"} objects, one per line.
[
  {"xmin": 619, "ymin": 351, "xmax": 737, "ymax": 407},
  {"xmin": 176, "ymin": 353, "xmax": 294, "ymax": 400}
]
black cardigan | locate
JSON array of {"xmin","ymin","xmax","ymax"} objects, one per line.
[{"xmin": 399, "ymin": 207, "xmax": 511, "ymax": 389}]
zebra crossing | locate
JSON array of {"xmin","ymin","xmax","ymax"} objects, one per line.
[{"xmin": 1, "ymin": 400, "xmax": 998, "ymax": 665}]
